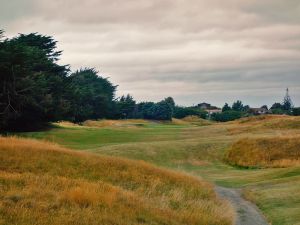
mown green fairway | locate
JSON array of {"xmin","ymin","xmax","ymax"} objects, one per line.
[
  {"xmin": 18, "ymin": 117, "xmax": 300, "ymax": 225},
  {"xmin": 20, "ymin": 123, "xmax": 185, "ymax": 149}
]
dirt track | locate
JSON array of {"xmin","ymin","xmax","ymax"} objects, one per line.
[{"xmin": 216, "ymin": 186, "xmax": 269, "ymax": 225}]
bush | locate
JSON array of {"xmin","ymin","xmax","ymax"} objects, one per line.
[
  {"xmin": 136, "ymin": 100, "xmax": 173, "ymax": 121},
  {"xmin": 293, "ymin": 107, "xmax": 300, "ymax": 116},
  {"xmin": 271, "ymin": 108, "xmax": 287, "ymax": 115},
  {"xmin": 173, "ymin": 106, "xmax": 207, "ymax": 119},
  {"xmin": 211, "ymin": 111, "xmax": 243, "ymax": 122}
]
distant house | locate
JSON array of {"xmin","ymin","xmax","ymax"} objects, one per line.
[
  {"xmin": 249, "ymin": 107, "xmax": 269, "ymax": 115},
  {"xmin": 196, "ymin": 102, "xmax": 222, "ymax": 112},
  {"xmin": 206, "ymin": 109, "xmax": 222, "ymax": 115},
  {"xmin": 197, "ymin": 103, "xmax": 211, "ymax": 110},
  {"xmin": 197, "ymin": 102, "xmax": 221, "ymax": 116}
]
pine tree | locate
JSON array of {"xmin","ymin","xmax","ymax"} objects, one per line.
[{"xmin": 222, "ymin": 103, "xmax": 231, "ymax": 112}]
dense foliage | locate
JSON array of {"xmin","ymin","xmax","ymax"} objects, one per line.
[
  {"xmin": 67, "ymin": 69, "xmax": 116, "ymax": 122},
  {"xmin": 0, "ymin": 30, "xmax": 179, "ymax": 131},
  {"xmin": 133, "ymin": 98, "xmax": 174, "ymax": 120},
  {"xmin": 0, "ymin": 32, "xmax": 69, "ymax": 130},
  {"xmin": 173, "ymin": 106, "xmax": 207, "ymax": 119},
  {"xmin": 270, "ymin": 102, "xmax": 293, "ymax": 115},
  {"xmin": 211, "ymin": 110, "xmax": 243, "ymax": 122},
  {"xmin": 212, "ymin": 101, "xmax": 249, "ymax": 122},
  {"xmin": 293, "ymin": 108, "xmax": 300, "ymax": 116},
  {"xmin": 222, "ymin": 103, "xmax": 231, "ymax": 112}
]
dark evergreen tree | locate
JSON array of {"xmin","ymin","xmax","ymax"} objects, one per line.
[
  {"xmin": 136, "ymin": 99, "xmax": 174, "ymax": 121},
  {"xmin": 116, "ymin": 94, "xmax": 136, "ymax": 119},
  {"xmin": 232, "ymin": 100, "xmax": 244, "ymax": 111},
  {"xmin": 164, "ymin": 97, "xmax": 175, "ymax": 111},
  {"xmin": 152, "ymin": 100, "xmax": 173, "ymax": 120},
  {"xmin": 211, "ymin": 111, "xmax": 243, "ymax": 122},
  {"xmin": 243, "ymin": 105, "xmax": 250, "ymax": 112},
  {"xmin": 0, "ymin": 32, "xmax": 69, "ymax": 130},
  {"xmin": 222, "ymin": 103, "xmax": 231, "ymax": 112},
  {"xmin": 67, "ymin": 68, "xmax": 116, "ymax": 122},
  {"xmin": 136, "ymin": 102, "xmax": 156, "ymax": 119},
  {"xmin": 173, "ymin": 106, "xmax": 207, "ymax": 119},
  {"xmin": 293, "ymin": 108, "xmax": 300, "ymax": 116},
  {"xmin": 271, "ymin": 102, "xmax": 282, "ymax": 109}
]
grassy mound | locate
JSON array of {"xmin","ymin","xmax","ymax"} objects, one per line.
[
  {"xmin": 82, "ymin": 119, "xmax": 150, "ymax": 128},
  {"xmin": 238, "ymin": 115, "xmax": 300, "ymax": 129},
  {"xmin": 227, "ymin": 115, "xmax": 300, "ymax": 134},
  {"xmin": 263, "ymin": 116, "xmax": 300, "ymax": 129},
  {"xmin": 181, "ymin": 116, "xmax": 213, "ymax": 126},
  {"xmin": 61, "ymin": 117, "xmax": 211, "ymax": 129},
  {"xmin": 225, "ymin": 136, "xmax": 300, "ymax": 168},
  {"xmin": 0, "ymin": 136, "xmax": 233, "ymax": 225}
]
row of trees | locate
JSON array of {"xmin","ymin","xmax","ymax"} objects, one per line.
[
  {"xmin": 211, "ymin": 101, "xmax": 246, "ymax": 122},
  {"xmin": 212, "ymin": 92, "xmax": 298, "ymax": 122},
  {"xmin": 1, "ymin": 30, "xmax": 298, "ymax": 130},
  {"xmin": 115, "ymin": 95, "xmax": 175, "ymax": 120},
  {"xmin": 0, "ymin": 31, "xmax": 180, "ymax": 131},
  {"xmin": 222, "ymin": 100, "xmax": 251, "ymax": 112},
  {"xmin": 269, "ymin": 89, "xmax": 295, "ymax": 115}
]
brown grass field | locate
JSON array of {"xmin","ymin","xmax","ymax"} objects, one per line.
[
  {"xmin": 225, "ymin": 136, "xmax": 300, "ymax": 168},
  {"xmin": 0, "ymin": 136, "xmax": 234, "ymax": 225}
]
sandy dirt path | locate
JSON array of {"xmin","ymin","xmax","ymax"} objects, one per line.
[{"xmin": 216, "ymin": 186, "xmax": 269, "ymax": 225}]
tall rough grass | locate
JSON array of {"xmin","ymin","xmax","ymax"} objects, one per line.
[
  {"xmin": 225, "ymin": 136, "xmax": 300, "ymax": 168},
  {"xmin": 228, "ymin": 115, "xmax": 300, "ymax": 134},
  {"xmin": 0, "ymin": 136, "xmax": 234, "ymax": 225}
]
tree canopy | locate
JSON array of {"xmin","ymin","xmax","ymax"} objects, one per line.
[
  {"xmin": 0, "ymin": 32, "xmax": 69, "ymax": 130},
  {"xmin": 222, "ymin": 103, "xmax": 231, "ymax": 112},
  {"xmin": 67, "ymin": 68, "xmax": 116, "ymax": 122},
  {"xmin": 232, "ymin": 100, "xmax": 244, "ymax": 111}
]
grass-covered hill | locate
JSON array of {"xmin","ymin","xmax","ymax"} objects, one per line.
[
  {"xmin": 225, "ymin": 136, "xmax": 300, "ymax": 168},
  {"xmin": 227, "ymin": 115, "xmax": 300, "ymax": 134},
  {"xmin": 0, "ymin": 136, "xmax": 233, "ymax": 225},
  {"xmin": 3, "ymin": 115, "xmax": 300, "ymax": 225}
]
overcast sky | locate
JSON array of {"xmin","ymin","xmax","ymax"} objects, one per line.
[{"xmin": 1, "ymin": 0, "xmax": 300, "ymax": 107}]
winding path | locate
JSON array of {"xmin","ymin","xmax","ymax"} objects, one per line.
[{"xmin": 215, "ymin": 186, "xmax": 269, "ymax": 225}]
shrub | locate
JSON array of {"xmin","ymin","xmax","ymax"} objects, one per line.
[
  {"xmin": 293, "ymin": 107, "xmax": 300, "ymax": 116},
  {"xmin": 211, "ymin": 110, "xmax": 243, "ymax": 122},
  {"xmin": 173, "ymin": 106, "xmax": 207, "ymax": 119}
]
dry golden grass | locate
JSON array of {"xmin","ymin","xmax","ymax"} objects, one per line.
[
  {"xmin": 227, "ymin": 115, "xmax": 300, "ymax": 134},
  {"xmin": 169, "ymin": 116, "xmax": 213, "ymax": 126},
  {"xmin": 237, "ymin": 115, "xmax": 283, "ymax": 124},
  {"xmin": 0, "ymin": 136, "xmax": 234, "ymax": 225},
  {"xmin": 80, "ymin": 117, "xmax": 212, "ymax": 128},
  {"xmin": 54, "ymin": 121, "xmax": 82, "ymax": 127},
  {"xmin": 82, "ymin": 119, "xmax": 150, "ymax": 128},
  {"xmin": 225, "ymin": 136, "xmax": 300, "ymax": 168},
  {"xmin": 181, "ymin": 116, "xmax": 213, "ymax": 125}
]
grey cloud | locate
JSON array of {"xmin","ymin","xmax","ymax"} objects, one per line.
[
  {"xmin": 0, "ymin": 0, "xmax": 299, "ymax": 107},
  {"xmin": 0, "ymin": 0, "xmax": 34, "ymax": 23},
  {"xmin": 243, "ymin": 0, "xmax": 300, "ymax": 24}
]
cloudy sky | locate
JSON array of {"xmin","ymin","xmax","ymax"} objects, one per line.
[{"xmin": 1, "ymin": 0, "xmax": 300, "ymax": 107}]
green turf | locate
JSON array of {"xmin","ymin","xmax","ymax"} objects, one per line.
[{"xmin": 19, "ymin": 124, "xmax": 184, "ymax": 149}]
